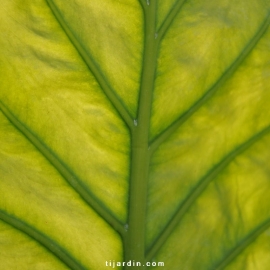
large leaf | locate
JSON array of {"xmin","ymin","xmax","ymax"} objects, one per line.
[{"xmin": 1, "ymin": 0, "xmax": 270, "ymax": 269}]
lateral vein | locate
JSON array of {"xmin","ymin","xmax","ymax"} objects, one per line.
[
  {"xmin": 156, "ymin": 0, "xmax": 188, "ymax": 43},
  {"xmin": 0, "ymin": 210, "xmax": 86, "ymax": 270},
  {"xmin": 214, "ymin": 219, "xmax": 270, "ymax": 270},
  {"xmin": 45, "ymin": 0, "xmax": 134, "ymax": 130},
  {"xmin": 150, "ymin": 14, "xmax": 270, "ymax": 153},
  {"xmin": 146, "ymin": 124, "xmax": 270, "ymax": 260},
  {"xmin": 0, "ymin": 102, "xmax": 125, "ymax": 236}
]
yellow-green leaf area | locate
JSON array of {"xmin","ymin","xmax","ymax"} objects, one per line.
[
  {"xmin": 0, "ymin": 221, "xmax": 68, "ymax": 270},
  {"xmin": 151, "ymin": 0, "xmax": 270, "ymax": 138},
  {"xmin": 156, "ymin": 0, "xmax": 178, "ymax": 29},
  {"xmin": 0, "ymin": 111, "xmax": 122, "ymax": 269},
  {"xmin": 152, "ymin": 133, "xmax": 270, "ymax": 269},
  {"xmin": 1, "ymin": 0, "xmax": 270, "ymax": 269},
  {"xmin": 50, "ymin": 0, "xmax": 144, "ymax": 117},
  {"xmin": 0, "ymin": 0, "xmax": 130, "ymax": 222},
  {"xmin": 147, "ymin": 23, "xmax": 270, "ymax": 249}
]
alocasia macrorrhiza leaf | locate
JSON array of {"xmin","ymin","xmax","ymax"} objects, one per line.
[{"xmin": 1, "ymin": 0, "xmax": 270, "ymax": 269}]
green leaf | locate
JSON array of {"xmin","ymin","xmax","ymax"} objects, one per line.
[{"xmin": 1, "ymin": 0, "xmax": 270, "ymax": 269}]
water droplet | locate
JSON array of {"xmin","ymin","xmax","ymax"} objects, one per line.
[
  {"xmin": 134, "ymin": 119, "xmax": 138, "ymax": 126},
  {"xmin": 124, "ymin": 224, "xmax": 129, "ymax": 231},
  {"xmin": 146, "ymin": 0, "xmax": 150, "ymax": 5},
  {"xmin": 155, "ymin": 33, "xmax": 158, "ymax": 39}
]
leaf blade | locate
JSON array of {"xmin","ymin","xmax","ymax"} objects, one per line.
[{"xmin": 1, "ymin": 0, "xmax": 270, "ymax": 269}]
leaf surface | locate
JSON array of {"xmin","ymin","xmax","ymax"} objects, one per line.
[{"xmin": 1, "ymin": 0, "xmax": 270, "ymax": 269}]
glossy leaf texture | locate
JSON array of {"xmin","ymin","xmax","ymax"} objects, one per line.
[{"xmin": 1, "ymin": 0, "xmax": 270, "ymax": 269}]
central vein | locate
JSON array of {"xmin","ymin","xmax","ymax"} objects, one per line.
[{"xmin": 124, "ymin": 1, "xmax": 158, "ymax": 269}]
